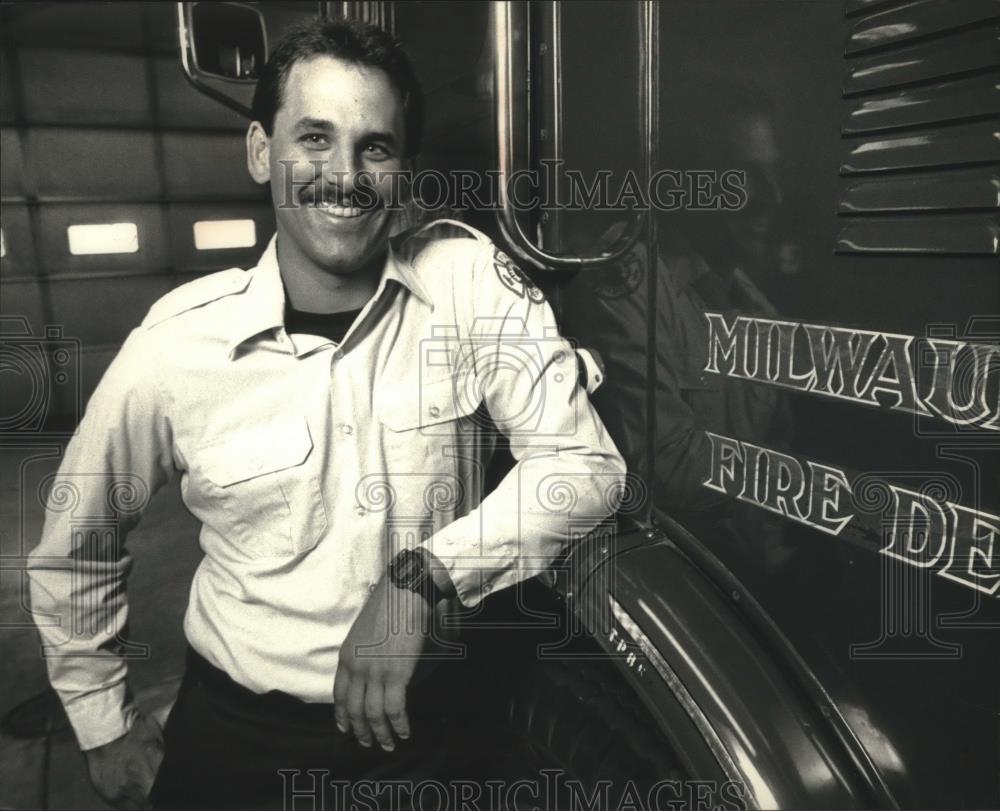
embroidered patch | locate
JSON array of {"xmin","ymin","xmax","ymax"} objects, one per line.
[{"xmin": 494, "ymin": 248, "xmax": 545, "ymax": 303}]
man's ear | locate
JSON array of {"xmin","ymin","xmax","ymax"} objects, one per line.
[{"xmin": 246, "ymin": 121, "xmax": 271, "ymax": 185}]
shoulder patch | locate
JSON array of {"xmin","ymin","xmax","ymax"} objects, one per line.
[
  {"xmin": 142, "ymin": 267, "xmax": 250, "ymax": 329},
  {"xmin": 493, "ymin": 248, "xmax": 545, "ymax": 304}
]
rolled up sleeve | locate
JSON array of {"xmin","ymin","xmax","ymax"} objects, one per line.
[{"xmin": 27, "ymin": 327, "xmax": 174, "ymax": 750}]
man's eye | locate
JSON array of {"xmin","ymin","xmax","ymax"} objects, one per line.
[
  {"xmin": 301, "ymin": 134, "xmax": 328, "ymax": 147},
  {"xmin": 364, "ymin": 144, "xmax": 391, "ymax": 159}
]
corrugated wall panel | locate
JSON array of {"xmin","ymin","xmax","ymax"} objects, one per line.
[
  {"xmin": 152, "ymin": 56, "xmax": 249, "ymax": 131},
  {"xmin": 844, "ymin": 24, "xmax": 999, "ymax": 94},
  {"xmin": 839, "ymin": 167, "xmax": 1000, "ymax": 212},
  {"xmin": 835, "ymin": 215, "xmax": 999, "ymax": 254},
  {"xmin": 845, "ymin": 0, "xmax": 1000, "ymax": 55},
  {"xmin": 36, "ymin": 204, "xmax": 170, "ymax": 274},
  {"xmin": 168, "ymin": 202, "xmax": 275, "ymax": 273},
  {"xmin": 840, "ymin": 121, "xmax": 1000, "ymax": 174},
  {"xmin": 29, "ymin": 128, "xmax": 162, "ymax": 201},
  {"xmin": 837, "ymin": 2, "xmax": 1000, "ymax": 256},
  {"xmin": 843, "ymin": 75, "xmax": 1000, "ymax": 134},
  {"xmin": 0, "ymin": 204, "xmax": 38, "ymax": 274},
  {"xmin": 48, "ymin": 275, "xmax": 174, "ymax": 346},
  {"xmin": 0, "ymin": 281, "xmax": 47, "ymax": 335},
  {"xmin": 0, "ymin": 2, "xmax": 294, "ymax": 426},
  {"xmin": 162, "ymin": 133, "xmax": 265, "ymax": 200},
  {"xmin": 20, "ymin": 48, "xmax": 151, "ymax": 125},
  {"xmin": 0, "ymin": 129, "xmax": 26, "ymax": 200}
]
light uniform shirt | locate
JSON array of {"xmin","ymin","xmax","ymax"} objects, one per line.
[{"xmin": 28, "ymin": 220, "xmax": 626, "ymax": 750}]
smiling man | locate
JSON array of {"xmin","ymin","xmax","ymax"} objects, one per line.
[
  {"xmin": 27, "ymin": 16, "xmax": 625, "ymax": 811},
  {"xmin": 252, "ymin": 41, "xmax": 409, "ymax": 307}
]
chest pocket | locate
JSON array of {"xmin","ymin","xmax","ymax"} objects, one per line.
[
  {"xmin": 379, "ymin": 375, "xmax": 483, "ymax": 451},
  {"xmin": 197, "ymin": 418, "xmax": 328, "ymax": 559},
  {"xmin": 377, "ymin": 376, "xmax": 485, "ymax": 519}
]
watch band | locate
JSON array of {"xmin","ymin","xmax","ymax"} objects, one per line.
[{"xmin": 388, "ymin": 547, "xmax": 447, "ymax": 607}]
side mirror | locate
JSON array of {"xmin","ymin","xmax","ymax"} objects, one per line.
[{"xmin": 177, "ymin": 2, "xmax": 267, "ymax": 116}]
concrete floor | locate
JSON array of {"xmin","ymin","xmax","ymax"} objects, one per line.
[{"xmin": 1, "ymin": 443, "xmax": 203, "ymax": 809}]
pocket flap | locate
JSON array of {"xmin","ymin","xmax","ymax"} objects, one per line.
[
  {"xmin": 199, "ymin": 419, "xmax": 314, "ymax": 486},
  {"xmin": 378, "ymin": 376, "xmax": 482, "ymax": 432}
]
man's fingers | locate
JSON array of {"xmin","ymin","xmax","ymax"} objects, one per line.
[
  {"xmin": 333, "ymin": 664, "xmax": 351, "ymax": 733},
  {"xmin": 363, "ymin": 680, "xmax": 395, "ymax": 752},
  {"xmin": 346, "ymin": 677, "xmax": 373, "ymax": 747},
  {"xmin": 120, "ymin": 752, "xmax": 155, "ymax": 810},
  {"xmin": 140, "ymin": 721, "xmax": 165, "ymax": 778},
  {"xmin": 384, "ymin": 682, "xmax": 410, "ymax": 741},
  {"xmin": 139, "ymin": 739, "xmax": 163, "ymax": 799},
  {"xmin": 142, "ymin": 713, "xmax": 165, "ymax": 746},
  {"xmin": 135, "ymin": 749, "xmax": 158, "ymax": 791}
]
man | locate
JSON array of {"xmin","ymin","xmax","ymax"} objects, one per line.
[{"xmin": 27, "ymin": 17, "xmax": 625, "ymax": 810}]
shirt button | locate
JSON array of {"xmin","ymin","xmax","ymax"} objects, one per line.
[
  {"xmin": 333, "ymin": 349, "xmax": 344, "ymax": 360},
  {"xmin": 340, "ymin": 424, "xmax": 353, "ymax": 435},
  {"xmin": 355, "ymin": 506, "xmax": 366, "ymax": 516},
  {"xmin": 429, "ymin": 405, "xmax": 441, "ymax": 418}
]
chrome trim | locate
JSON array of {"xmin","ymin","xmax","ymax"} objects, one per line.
[
  {"xmin": 608, "ymin": 594, "xmax": 761, "ymax": 810},
  {"xmin": 491, "ymin": 1, "xmax": 646, "ymax": 270},
  {"xmin": 539, "ymin": 0, "xmax": 563, "ymax": 252}
]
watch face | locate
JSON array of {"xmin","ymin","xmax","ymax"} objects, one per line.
[{"xmin": 392, "ymin": 548, "xmax": 423, "ymax": 590}]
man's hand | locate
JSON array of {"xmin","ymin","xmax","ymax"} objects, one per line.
[
  {"xmin": 333, "ymin": 576, "xmax": 432, "ymax": 752},
  {"xmin": 85, "ymin": 712, "xmax": 164, "ymax": 809}
]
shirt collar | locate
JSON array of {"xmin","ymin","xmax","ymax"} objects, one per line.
[
  {"xmin": 227, "ymin": 233, "xmax": 434, "ymax": 359},
  {"xmin": 386, "ymin": 230, "xmax": 435, "ymax": 307}
]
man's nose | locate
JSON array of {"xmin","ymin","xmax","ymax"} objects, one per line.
[{"xmin": 323, "ymin": 147, "xmax": 361, "ymax": 197}]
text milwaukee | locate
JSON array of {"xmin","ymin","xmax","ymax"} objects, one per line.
[{"xmin": 704, "ymin": 313, "xmax": 999, "ymax": 430}]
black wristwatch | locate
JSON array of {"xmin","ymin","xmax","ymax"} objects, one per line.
[{"xmin": 388, "ymin": 547, "xmax": 448, "ymax": 607}]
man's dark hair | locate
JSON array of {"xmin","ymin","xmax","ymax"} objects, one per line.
[{"xmin": 251, "ymin": 17, "xmax": 424, "ymax": 157}]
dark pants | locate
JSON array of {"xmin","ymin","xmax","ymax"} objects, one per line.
[{"xmin": 149, "ymin": 647, "xmax": 454, "ymax": 810}]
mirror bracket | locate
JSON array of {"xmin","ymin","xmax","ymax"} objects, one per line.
[{"xmin": 177, "ymin": 1, "xmax": 267, "ymax": 119}]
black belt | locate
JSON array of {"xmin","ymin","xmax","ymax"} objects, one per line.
[{"xmin": 183, "ymin": 645, "xmax": 338, "ymax": 725}]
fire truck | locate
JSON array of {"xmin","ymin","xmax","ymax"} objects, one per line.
[{"xmin": 0, "ymin": 1, "xmax": 997, "ymax": 808}]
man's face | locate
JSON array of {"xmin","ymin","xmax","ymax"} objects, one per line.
[{"xmin": 247, "ymin": 56, "xmax": 406, "ymax": 275}]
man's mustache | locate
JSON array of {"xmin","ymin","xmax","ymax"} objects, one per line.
[
  {"xmin": 296, "ymin": 181, "xmax": 386, "ymax": 212},
  {"xmin": 275, "ymin": 164, "xmax": 413, "ymax": 211},
  {"xmin": 296, "ymin": 169, "xmax": 411, "ymax": 208}
]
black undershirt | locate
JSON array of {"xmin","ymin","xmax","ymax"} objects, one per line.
[{"xmin": 284, "ymin": 304, "xmax": 364, "ymax": 345}]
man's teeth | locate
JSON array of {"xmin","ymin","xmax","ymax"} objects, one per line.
[{"xmin": 311, "ymin": 200, "xmax": 365, "ymax": 218}]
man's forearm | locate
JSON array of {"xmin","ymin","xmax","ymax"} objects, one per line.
[
  {"xmin": 28, "ymin": 551, "xmax": 138, "ymax": 749},
  {"xmin": 27, "ymin": 327, "xmax": 173, "ymax": 750}
]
